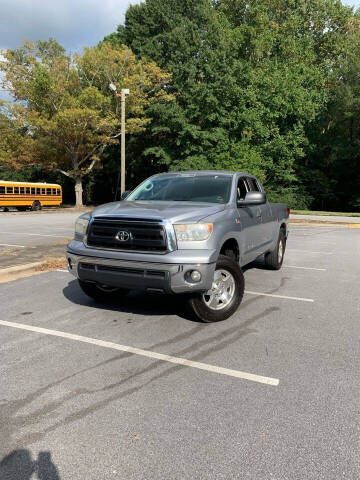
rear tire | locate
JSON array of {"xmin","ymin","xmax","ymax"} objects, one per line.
[
  {"xmin": 31, "ymin": 200, "xmax": 42, "ymax": 211},
  {"xmin": 78, "ymin": 280, "xmax": 129, "ymax": 303},
  {"xmin": 264, "ymin": 230, "xmax": 286, "ymax": 270},
  {"xmin": 187, "ymin": 255, "xmax": 244, "ymax": 323}
]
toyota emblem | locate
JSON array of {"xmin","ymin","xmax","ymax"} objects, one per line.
[{"xmin": 115, "ymin": 230, "xmax": 132, "ymax": 242}]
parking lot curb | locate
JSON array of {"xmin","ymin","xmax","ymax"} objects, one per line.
[{"xmin": 0, "ymin": 261, "xmax": 43, "ymax": 284}]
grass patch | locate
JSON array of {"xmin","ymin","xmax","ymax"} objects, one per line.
[{"xmin": 292, "ymin": 210, "xmax": 360, "ymax": 217}]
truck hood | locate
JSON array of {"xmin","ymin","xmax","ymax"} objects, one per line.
[{"xmin": 91, "ymin": 201, "xmax": 225, "ymax": 223}]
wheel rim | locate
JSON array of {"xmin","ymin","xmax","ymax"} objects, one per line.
[
  {"xmin": 202, "ymin": 269, "xmax": 236, "ymax": 311},
  {"xmin": 278, "ymin": 239, "xmax": 284, "ymax": 264}
]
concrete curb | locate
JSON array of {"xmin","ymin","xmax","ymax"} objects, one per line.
[{"xmin": 0, "ymin": 262, "xmax": 44, "ymax": 284}]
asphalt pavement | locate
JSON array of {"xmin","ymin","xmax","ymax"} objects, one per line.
[{"xmin": 1, "ymin": 225, "xmax": 359, "ymax": 479}]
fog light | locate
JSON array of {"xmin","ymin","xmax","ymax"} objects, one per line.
[{"xmin": 190, "ymin": 270, "xmax": 201, "ymax": 282}]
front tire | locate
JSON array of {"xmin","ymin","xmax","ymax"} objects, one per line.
[
  {"xmin": 78, "ymin": 280, "xmax": 129, "ymax": 303},
  {"xmin": 188, "ymin": 255, "xmax": 244, "ymax": 323},
  {"xmin": 264, "ymin": 229, "xmax": 286, "ymax": 270}
]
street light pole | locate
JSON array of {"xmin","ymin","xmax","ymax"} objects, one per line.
[
  {"xmin": 120, "ymin": 89, "xmax": 126, "ymax": 195},
  {"xmin": 109, "ymin": 84, "xmax": 130, "ymax": 198}
]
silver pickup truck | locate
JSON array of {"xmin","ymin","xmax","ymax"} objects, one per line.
[{"xmin": 67, "ymin": 171, "xmax": 289, "ymax": 322}]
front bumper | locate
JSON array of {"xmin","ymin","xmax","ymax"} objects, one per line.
[{"xmin": 66, "ymin": 249, "xmax": 216, "ymax": 294}]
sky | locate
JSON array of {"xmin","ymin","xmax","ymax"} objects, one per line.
[{"xmin": 0, "ymin": 0, "xmax": 359, "ymax": 100}]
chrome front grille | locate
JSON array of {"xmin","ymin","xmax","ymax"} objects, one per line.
[{"xmin": 86, "ymin": 217, "xmax": 169, "ymax": 253}]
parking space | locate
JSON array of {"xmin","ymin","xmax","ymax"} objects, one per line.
[
  {"xmin": 1, "ymin": 225, "xmax": 360, "ymax": 479},
  {"xmin": 0, "ymin": 212, "xmax": 78, "ymax": 253}
]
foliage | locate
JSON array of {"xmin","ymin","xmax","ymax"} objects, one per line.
[{"xmin": 0, "ymin": 40, "xmax": 172, "ymax": 205}]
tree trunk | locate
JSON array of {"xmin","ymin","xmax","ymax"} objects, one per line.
[{"xmin": 75, "ymin": 177, "xmax": 83, "ymax": 207}]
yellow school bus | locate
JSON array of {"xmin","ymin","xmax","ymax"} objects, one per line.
[{"xmin": 0, "ymin": 181, "xmax": 62, "ymax": 211}]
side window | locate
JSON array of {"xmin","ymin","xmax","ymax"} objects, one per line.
[
  {"xmin": 42, "ymin": 188, "xmax": 46, "ymax": 195},
  {"xmin": 26, "ymin": 187, "xmax": 30, "ymax": 194},
  {"xmin": 246, "ymin": 177, "xmax": 260, "ymax": 192},
  {"xmin": 7, "ymin": 186, "xmax": 14, "ymax": 194},
  {"xmin": 20, "ymin": 187, "xmax": 25, "ymax": 195},
  {"xmin": 14, "ymin": 187, "xmax": 19, "ymax": 194},
  {"xmin": 36, "ymin": 188, "xmax": 41, "ymax": 195},
  {"xmin": 237, "ymin": 177, "xmax": 249, "ymax": 201},
  {"xmin": 0, "ymin": 186, "xmax": 5, "ymax": 194},
  {"xmin": 52, "ymin": 188, "xmax": 56, "ymax": 195},
  {"xmin": 57, "ymin": 189, "xmax": 61, "ymax": 195},
  {"xmin": 46, "ymin": 188, "xmax": 51, "ymax": 195}
]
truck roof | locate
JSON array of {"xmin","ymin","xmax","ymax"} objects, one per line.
[{"xmin": 152, "ymin": 170, "xmax": 257, "ymax": 178}]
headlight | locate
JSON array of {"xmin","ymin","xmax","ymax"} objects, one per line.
[
  {"xmin": 174, "ymin": 223, "xmax": 213, "ymax": 242},
  {"xmin": 75, "ymin": 216, "xmax": 90, "ymax": 236}
]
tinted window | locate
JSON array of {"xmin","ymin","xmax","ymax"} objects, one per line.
[
  {"xmin": 237, "ymin": 178, "xmax": 248, "ymax": 200},
  {"xmin": 246, "ymin": 177, "xmax": 260, "ymax": 192},
  {"xmin": 127, "ymin": 175, "xmax": 232, "ymax": 204}
]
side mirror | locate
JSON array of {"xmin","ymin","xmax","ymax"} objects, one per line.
[
  {"xmin": 237, "ymin": 191, "xmax": 266, "ymax": 207},
  {"xmin": 121, "ymin": 190, "xmax": 131, "ymax": 200}
]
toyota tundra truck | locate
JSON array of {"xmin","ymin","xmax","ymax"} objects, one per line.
[{"xmin": 67, "ymin": 171, "xmax": 289, "ymax": 322}]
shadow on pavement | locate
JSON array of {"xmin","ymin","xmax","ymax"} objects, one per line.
[
  {"xmin": 63, "ymin": 279, "xmax": 199, "ymax": 322},
  {"xmin": 0, "ymin": 449, "xmax": 60, "ymax": 480}
]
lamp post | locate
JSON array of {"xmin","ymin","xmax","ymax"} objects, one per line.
[{"xmin": 109, "ymin": 83, "xmax": 130, "ymax": 196}]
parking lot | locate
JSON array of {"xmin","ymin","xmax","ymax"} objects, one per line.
[
  {"xmin": 0, "ymin": 211, "xmax": 78, "ymax": 252},
  {"xmin": 1, "ymin": 224, "xmax": 359, "ymax": 479}
]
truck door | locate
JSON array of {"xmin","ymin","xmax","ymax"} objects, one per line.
[
  {"xmin": 247, "ymin": 177, "xmax": 276, "ymax": 248},
  {"xmin": 236, "ymin": 176, "xmax": 263, "ymax": 264}
]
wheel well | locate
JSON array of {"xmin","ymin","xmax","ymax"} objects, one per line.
[
  {"xmin": 280, "ymin": 223, "xmax": 287, "ymax": 233},
  {"xmin": 220, "ymin": 238, "xmax": 239, "ymax": 262}
]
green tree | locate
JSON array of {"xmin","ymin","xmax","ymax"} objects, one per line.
[
  {"xmin": 105, "ymin": 0, "xmax": 354, "ymax": 208},
  {"xmin": 1, "ymin": 40, "xmax": 172, "ymax": 206}
]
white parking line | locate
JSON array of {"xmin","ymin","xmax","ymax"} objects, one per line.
[
  {"xmin": 283, "ymin": 265, "xmax": 326, "ymax": 271},
  {"xmin": 0, "ymin": 243, "xmax": 25, "ymax": 248},
  {"xmin": 245, "ymin": 290, "xmax": 314, "ymax": 302},
  {"xmin": 0, "ymin": 320, "xmax": 279, "ymax": 386},
  {"xmin": 287, "ymin": 249, "xmax": 333, "ymax": 254}
]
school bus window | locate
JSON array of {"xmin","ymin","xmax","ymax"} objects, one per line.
[
  {"xmin": 0, "ymin": 186, "xmax": 5, "ymax": 194},
  {"xmin": 42, "ymin": 188, "xmax": 46, "ymax": 195},
  {"xmin": 20, "ymin": 187, "xmax": 25, "ymax": 194},
  {"xmin": 57, "ymin": 189, "xmax": 60, "ymax": 195},
  {"xmin": 14, "ymin": 187, "xmax": 19, "ymax": 194},
  {"xmin": 31, "ymin": 187, "xmax": 35, "ymax": 194},
  {"xmin": 36, "ymin": 188, "xmax": 41, "ymax": 194},
  {"xmin": 6, "ymin": 187, "xmax": 13, "ymax": 194},
  {"xmin": 46, "ymin": 188, "xmax": 51, "ymax": 195},
  {"xmin": 26, "ymin": 187, "xmax": 30, "ymax": 194}
]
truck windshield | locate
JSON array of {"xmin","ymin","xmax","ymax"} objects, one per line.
[{"xmin": 126, "ymin": 175, "xmax": 232, "ymax": 204}]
